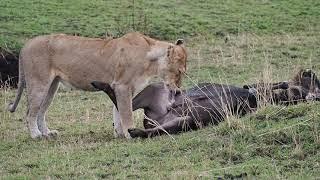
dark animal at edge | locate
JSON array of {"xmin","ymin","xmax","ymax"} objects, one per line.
[{"xmin": 0, "ymin": 49, "xmax": 19, "ymax": 88}]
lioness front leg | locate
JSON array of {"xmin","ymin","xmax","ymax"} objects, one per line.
[
  {"xmin": 114, "ymin": 84, "xmax": 134, "ymax": 139},
  {"xmin": 112, "ymin": 105, "xmax": 125, "ymax": 138}
]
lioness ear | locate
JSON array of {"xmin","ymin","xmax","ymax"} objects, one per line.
[{"xmin": 175, "ymin": 39, "xmax": 184, "ymax": 45}]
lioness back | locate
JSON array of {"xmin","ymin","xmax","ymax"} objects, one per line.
[{"xmin": 21, "ymin": 32, "xmax": 163, "ymax": 91}]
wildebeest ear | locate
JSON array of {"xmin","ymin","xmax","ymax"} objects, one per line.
[
  {"xmin": 302, "ymin": 69, "xmax": 312, "ymax": 77},
  {"xmin": 279, "ymin": 81, "xmax": 289, "ymax": 89},
  {"xmin": 91, "ymin": 81, "xmax": 118, "ymax": 110},
  {"xmin": 243, "ymin": 85, "xmax": 249, "ymax": 89},
  {"xmin": 175, "ymin": 39, "xmax": 184, "ymax": 45}
]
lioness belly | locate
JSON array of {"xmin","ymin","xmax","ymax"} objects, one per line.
[
  {"xmin": 51, "ymin": 55, "xmax": 116, "ymax": 91},
  {"xmin": 56, "ymin": 67, "xmax": 113, "ymax": 91}
]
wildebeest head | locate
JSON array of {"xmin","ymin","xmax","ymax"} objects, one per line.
[
  {"xmin": 243, "ymin": 69, "xmax": 320, "ymax": 104},
  {"xmin": 292, "ymin": 69, "xmax": 320, "ymax": 92}
]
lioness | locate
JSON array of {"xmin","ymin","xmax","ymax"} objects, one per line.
[{"xmin": 8, "ymin": 32, "xmax": 187, "ymax": 139}]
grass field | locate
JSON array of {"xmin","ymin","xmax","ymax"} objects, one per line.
[{"xmin": 1, "ymin": 0, "xmax": 320, "ymax": 178}]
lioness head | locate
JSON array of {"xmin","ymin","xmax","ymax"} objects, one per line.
[{"xmin": 165, "ymin": 39, "xmax": 187, "ymax": 89}]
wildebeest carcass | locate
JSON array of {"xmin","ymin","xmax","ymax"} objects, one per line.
[
  {"xmin": 92, "ymin": 69, "xmax": 320, "ymax": 138},
  {"xmin": 92, "ymin": 82, "xmax": 258, "ymax": 138}
]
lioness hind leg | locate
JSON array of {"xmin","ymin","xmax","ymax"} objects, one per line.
[
  {"xmin": 26, "ymin": 86, "xmax": 52, "ymax": 139},
  {"xmin": 37, "ymin": 78, "xmax": 59, "ymax": 138},
  {"xmin": 114, "ymin": 85, "xmax": 134, "ymax": 139}
]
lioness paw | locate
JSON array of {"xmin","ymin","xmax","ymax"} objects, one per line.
[
  {"xmin": 43, "ymin": 130, "xmax": 59, "ymax": 139},
  {"xmin": 48, "ymin": 130, "xmax": 59, "ymax": 138},
  {"xmin": 30, "ymin": 130, "xmax": 43, "ymax": 140}
]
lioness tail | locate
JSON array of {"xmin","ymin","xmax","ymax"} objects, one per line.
[{"xmin": 8, "ymin": 55, "xmax": 25, "ymax": 113}]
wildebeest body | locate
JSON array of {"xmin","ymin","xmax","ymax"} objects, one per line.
[
  {"xmin": 92, "ymin": 82, "xmax": 257, "ymax": 138},
  {"xmin": 140, "ymin": 83, "xmax": 257, "ymax": 137}
]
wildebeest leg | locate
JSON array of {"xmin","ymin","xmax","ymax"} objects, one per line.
[
  {"xmin": 243, "ymin": 81, "xmax": 289, "ymax": 90},
  {"xmin": 91, "ymin": 81, "xmax": 118, "ymax": 109},
  {"xmin": 37, "ymin": 78, "xmax": 59, "ymax": 138},
  {"xmin": 91, "ymin": 81, "xmax": 123, "ymax": 137},
  {"xmin": 128, "ymin": 116, "xmax": 193, "ymax": 138},
  {"xmin": 114, "ymin": 84, "xmax": 134, "ymax": 138},
  {"xmin": 271, "ymin": 81, "xmax": 289, "ymax": 90},
  {"xmin": 91, "ymin": 81, "xmax": 149, "ymax": 111}
]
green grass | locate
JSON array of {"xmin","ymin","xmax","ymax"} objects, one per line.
[
  {"xmin": 1, "ymin": 0, "xmax": 320, "ymax": 179},
  {"xmin": 1, "ymin": 90, "xmax": 319, "ymax": 179},
  {"xmin": 0, "ymin": 0, "xmax": 319, "ymax": 50}
]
